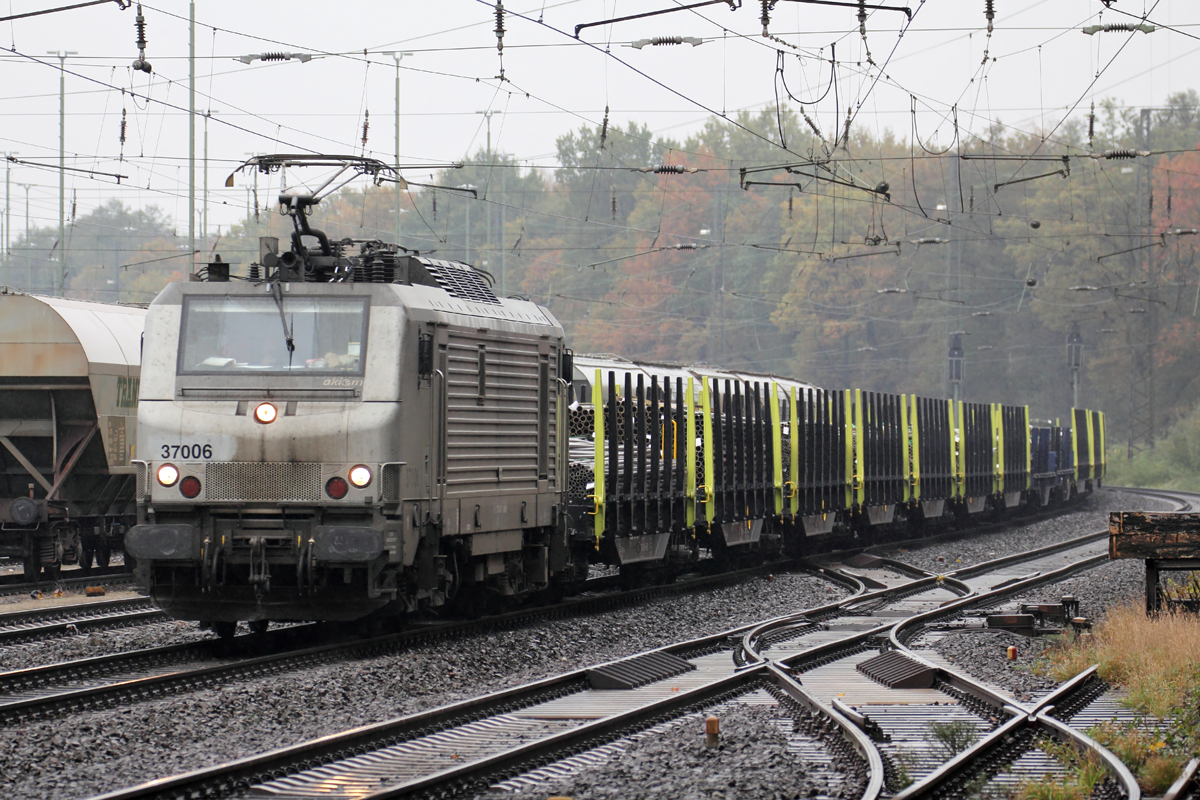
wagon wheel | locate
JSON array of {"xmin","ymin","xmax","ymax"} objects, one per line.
[
  {"xmin": 79, "ymin": 544, "xmax": 95, "ymax": 573},
  {"xmin": 212, "ymin": 621, "xmax": 237, "ymax": 640},
  {"xmin": 96, "ymin": 538, "xmax": 112, "ymax": 568}
]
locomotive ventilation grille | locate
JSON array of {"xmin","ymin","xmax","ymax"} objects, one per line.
[
  {"xmin": 423, "ymin": 260, "xmax": 500, "ymax": 305},
  {"xmin": 204, "ymin": 462, "xmax": 322, "ymax": 502},
  {"xmin": 135, "ymin": 461, "xmax": 150, "ymax": 499},
  {"xmin": 380, "ymin": 463, "xmax": 401, "ymax": 503}
]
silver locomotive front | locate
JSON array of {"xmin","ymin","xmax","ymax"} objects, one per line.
[{"xmin": 129, "ymin": 280, "xmax": 407, "ymax": 626}]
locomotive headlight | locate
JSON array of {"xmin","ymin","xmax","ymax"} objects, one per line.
[
  {"xmin": 157, "ymin": 463, "xmax": 180, "ymax": 487},
  {"xmin": 348, "ymin": 465, "xmax": 372, "ymax": 488},
  {"xmin": 254, "ymin": 402, "xmax": 278, "ymax": 424}
]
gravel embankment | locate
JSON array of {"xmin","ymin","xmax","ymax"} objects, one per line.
[
  {"xmin": 922, "ymin": 630, "xmax": 1058, "ymax": 702},
  {"xmin": 0, "ymin": 571, "xmax": 844, "ymax": 800},
  {"xmin": 881, "ymin": 490, "xmax": 1171, "ymax": 573},
  {"xmin": 476, "ymin": 704, "xmax": 817, "ymax": 800},
  {"xmin": 1006, "ymin": 558, "xmax": 1147, "ymax": 620}
]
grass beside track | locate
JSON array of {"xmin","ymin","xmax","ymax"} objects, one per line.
[{"xmin": 1029, "ymin": 602, "xmax": 1198, "ymax": 796}]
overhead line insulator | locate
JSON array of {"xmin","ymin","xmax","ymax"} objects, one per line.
[
  {"xmin": 628, "ymin": 36, "xmax": 705, "ymax": 49},
  {"xmin": 495, "ymin": 1, "xmax": 506, "ymax": 79},
  {"xmin": 1096, "ymin": 148, "xmax": 1150, "ymax": 159},
  {"xmin": 632, "ymin": 164, "xmax": 703, "ymax": 174},
  {"xmin": 131, "ymin": 3, "xmax": 151, "ymax": 73},
  {"xmin": 237, "ymin": 52, "xmax": 314, "ymax": 64},
  {"xmin": 1082, "ymin": 23, "xmax": 1155, "ymax": 35}
]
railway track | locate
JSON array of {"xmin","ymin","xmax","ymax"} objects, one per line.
[
  {"xmin": 84, "ymin": 493, "xmax": 1176, "ymax": 800},
  {"xmin": 1108, "ymin": 485, "xmax": 1198, "ymax": 512},
  {"xmin": 0, "ymin": 596, "xmax": 164, "ymax": 645},
  {"xmin": 0, "ymin": 558, "xmax": 827, "ymax": 727},
  {"xmin": 0, "ymin": 495, "xmax": 1088, "ymax": 654},
  {"xmin": 0, "ymin": 563, "xmax": 137, "ymax": 599}
]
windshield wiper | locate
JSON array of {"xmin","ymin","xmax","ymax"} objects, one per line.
[{"xmin": 271, "ymin": 283, "xmax": 296, "ymax": 368}]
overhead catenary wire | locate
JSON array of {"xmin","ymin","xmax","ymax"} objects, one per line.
[{"xmin": 0, "ymin": 1, "xmax": 1180, "ymax": 302}]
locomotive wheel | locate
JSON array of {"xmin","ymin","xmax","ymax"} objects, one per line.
[
  {"xmin": 96, "ymin": 542, "xmax": 111, "ymax": 568},
  {"xmin": 42, "ymin": 563, "xmax": 61, "ymax": 581},
  {"xmin": 79, "ymin": 546, "xmax": 95, "ymax": 573},
  {"xmin": 248, "ymin": 620, "xmax": 269, "ymax": 635},
  {"xmin": 212, "ymin": 621, "xmax": 237, "ymax": 640},
  {"xmin": 22, "ymin": 557, "xmax": 39, "ymax": 583}
]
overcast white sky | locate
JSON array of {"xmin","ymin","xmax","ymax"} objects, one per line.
[{"xmin": 0, "ymin": 0, "xmax": 1195, "ymax": 241}]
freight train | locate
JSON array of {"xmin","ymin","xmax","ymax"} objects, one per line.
[
  {"xmin": 123, "ymin": 155, "xmax": 1106, "ymax": 636},
  {"xmin": 0, "ymin": 289, "xmax": 145, "ymax": 579}
]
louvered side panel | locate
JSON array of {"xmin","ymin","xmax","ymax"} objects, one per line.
[{"xmin": 442, "ymin": 332, "xmax": 556, "ymax": 497}]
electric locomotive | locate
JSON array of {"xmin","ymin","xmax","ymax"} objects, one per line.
[{"xmin": 126, "ymin": 156, "xmax": 576, "ymax": 635}]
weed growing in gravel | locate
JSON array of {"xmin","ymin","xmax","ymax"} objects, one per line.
[
  {"xmin": 1038, "ymin": 602, "xmax": 1200, "ymax": 722},
  {"xmin": 1016, "ymin": 739, "xmax": 1108, "ymax": 800},
  {"xmin": 887, "ymin": 749, "xmax": 915, "ymax": 791},
  {"xmin": 1033, "ymin": 601, "xmax": 1198, "ymax": 794},
  {"xmin": 1087, "ymin": 721, "xmax": 1186, "ymax": 794},
  {"xmin": 925, "ymin": 720, "xmax": 979, "ymax": 759}
]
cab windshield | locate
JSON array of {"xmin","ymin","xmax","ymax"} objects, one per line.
[{"xmin": 178, "ymin": 295, "xmax": 368, "ymax": 374}]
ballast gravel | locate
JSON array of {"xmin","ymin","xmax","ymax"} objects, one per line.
[
  {"xmin": 0, "ymin": 490, "xmax": 1170, "ymax": 799},
  {"xmin": 0, "ymin": 620, "xmax": 212, "ymax": 673},
  {"xmin": 907, "ymin": 490, "xmax": 1170, "ymax": 703},
  {"xmin": 921, "ymin": 630, "xmax": 1058, "ymax": 702},
  {"xmin": 475, "ymin": 703, "xmax": 816, "ymax": 800},
  {"xmin": 881, "ymin": 490, "xmax": 1170, "ymax": 574},
  {"xmin": 0, "ymin": 571, "xmax": 844, "ymax": 800},
  {"xmin": 911, "ymin": 557, "xmax": 1146, "ymax": 704},
  {"xmin": 1006, "ymin": 557, "xmax": 1147, "ymax": 623}
]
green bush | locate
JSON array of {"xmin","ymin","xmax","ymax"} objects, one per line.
[{"xmin": 1105, "ymin": 402, "xmax": 1200, "ymax": 492}]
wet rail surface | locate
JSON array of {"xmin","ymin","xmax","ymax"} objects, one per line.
[
  {"xmin": 0, "ymin": 559, "xmax": 809, "ymax": 727},
  {"xmin": 0, "ymin": 596, "xmax": 164, "ymax": 645},
  {"xmin": 81, "ymin": 494, "xmax": 1190, "ymax": 800}
]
